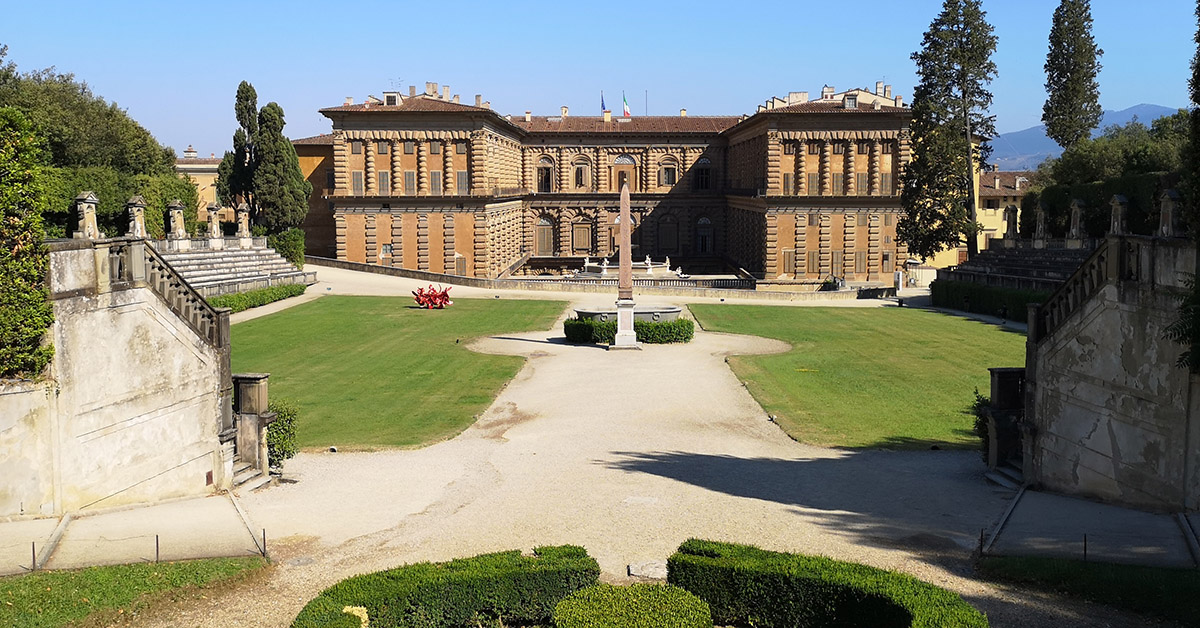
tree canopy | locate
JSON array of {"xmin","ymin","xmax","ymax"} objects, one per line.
[
  {"xmin": 1040, "ymin": 111, "xmax": 1188, "ymax": 186},
  {"xmin": 899, "ymin": 0, "xmax": 998, "ymax": 261},
  {"xmin": 1043, "ymin": 0, "xmax": 1103, "ymax": 150}
]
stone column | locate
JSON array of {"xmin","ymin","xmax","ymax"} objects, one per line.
[
  {"xmin": 794, "ymin": 211, "xmax": 807, "ymax": 277},
  {"xmin": 391, "ymin": 140, "xmax": 403, "ymax": 195},
  {"xmin": 765, "ymin": 212, "xmax": 779, "ymax": 277},
  {"xmin": 126, "ymin": 195, "xmax": 147, "ymax": 238},
  {"xmin": 443, "ymin": 140, "xmax": 455, "ymax": 195},
  {"xmin": 869, "ymin": 140, "xmax": 882, "ymax": 195},
  {"xmin": 795, "ymin": 143, "xmax": 807, "ymax": 196},
  {"xmin": 473, "ymin": 212, "xmax": 488, "ymax": 277},
  {"xmin": 844, "ymin": 141, "xmax": 856, "ymax": 196},
  {"xmin": 364, "ymin": 138, "xmax": 376, "ymax": 194},
  {"xmin": 364, "ymin": 213, "xmax": 377, "ymax": 263},
  {"xmin": 333, "ymin": 131, "xmax": 349, "ymax": 194},
  {"xmin": 73, "ymin": 191, "xmax": 100, "ymax": 239},
  {"xmin": 818, "ymin": 213, "xmax": 831, "ymax": 276},
  {"xmin": 558, "ymin": 148, "xmax": 570, "ymax": 191},
  {"xmin": 444, "ymin": 213, "xmax": 456, "ymax": 273},
  {"xmin": 391, "ymin": 210, "xmax": 403, "ymax": 267},
  {"xmin": 335, "ymin": 212, "xmax": 347, "ymax": 259},
  {"xmin": 765, "ymin": 131, "xmax": 782, "ymax": 195},
  {"xmin": 416, "ymin": 213, "xmax": 429, "ymax": 270},
  {"xmin": 470, "ymin": 131, "xmax": 488, "ymax": 195},
  {"xmin": 820, "ymin": 140, "xmax": 832, "ymax": 196},
  {"xmin": 867, "ymin": 214, "xmax": 881, "ymax": 281},
  {"xmin": 417, "ymin": 140, "xmax": 429, "ymax": 196},
  {"xmin": 843, "ymin": 213, "xmax": 857, "ymax": 277}
]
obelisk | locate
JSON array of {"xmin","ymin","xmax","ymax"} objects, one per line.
[{"xmin": 611, "ymin": 181, "xmax": 640, "ymax": 349}]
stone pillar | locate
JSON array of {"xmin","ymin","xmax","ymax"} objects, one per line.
[
  {"xmin": 844, "ymin": 141, "xmax": 856, "ymax": 196},
  {"xmin": 333, "ymin": 131, "xmax": 349, "ymax": 194},
  {"xmin": 390, "ymin": 140, "xmax": 403, "ymax": 195},
  {"xmin": 818, "ymin": 213, "xmax": 831, "ymax": 276},
  {"xmin": 73, "ymin": 191, "xmax": 99, "ymax": 239},
  {"xmin": 1109, "ymin": 194, "xmax": 1128, "ymax": 236},
  {"xmin": 843, "ymin": 213, "xmax": 857, "ymax": 277},
  {"xmin": 1033, "ymin": 204, "xmax": 1047, "ymax": 249},
  {"xmin": 126, "ymin": 196, "xmax": 147, "ymax": 238},
  {"xmin": 232, "ymin": 373, "xmax": 275, "ymax": 475},
  {"xmin": 869, "ymin": 140, "xmax": 882, "ymax": 195},
  {"xmin": 443, "ymin": 140, "xmax": 455, "ymax": 195},
  {"xmin": 765, "ymin": 212, "xmax": 779, "ymax": 277},
  {"xmin": 364, "ymin": 213, "xmax": 377, "ymax": 264},
  {"xmin": 795, "ymin": 143, "xmax": 807, "ymax": 196},
  {"xmin": 417, "ymin": 213, "xmax": 429, "ymax": 270},
  {"xmin": 364, "ymin": 138, "xmax": 376, "ymax": 194},
  {"xmin": 794, "ymin": 211, "xmax": 807, "ymax": 277},
  {"xmin": 765, "ymin": 131, "xmax": 782, "ymax": 195},
  {"xmin": 391, "ymin": 210, "xmax": 403, "ymax": 267},
  {"xmin": 820, "ymin": 140, "xmax": 832, "ymax": 196},
  {"xmin": 867, "ymin": 214, "xmax": 881, "ymax": 281},
  {"xmin": 1066, "ymin": 199, "xmax": 1084, "ymax": 249},
  {"xmin": 1159, "ymin": 189, "xmax": 1183, "ymax": 237},
  {"xmin": 417, "ymin": 140, "xmax": 429, "ymax": 196},
  {"xmin": 473, "ymin": 212, "xmax": 488, "ymax": 277},
  {"xmin": 444, "ymin": 213, "xmax": 456, "ymax": 274},
  {"xmin": 469, "ymin": 131, "xmax": 488, "ymax": 195},
  {"xmin": 1003, "ymin": 205, "xmax": 1019, "ymax": 248},
  {"xmin": 334, "ymin": 212, "xmax": 347, "ymax": 260}
]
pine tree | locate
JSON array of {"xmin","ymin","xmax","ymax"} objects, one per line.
[
  {"xmin": 1043, "ymin": 0, "xmax": 1104, "ymax": 150},
  {"xmin": 899, "ymin": 0, "xmax": 998, "ymax": 261},
  {"xmin": 253, "ymin": 102, "xmax": 311, "ymax": 232}
]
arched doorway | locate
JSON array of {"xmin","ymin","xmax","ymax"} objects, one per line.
[
  {"xmin": 535, "ymin": 216, "xmax": 555, "ymax": 256},
  {"xmin": 695, "ymin": 216, "xmax": 714, "ymax": 255},
  {"xmin": 613, "ymin": 154, "xmax": 636, "ymax": 192}
]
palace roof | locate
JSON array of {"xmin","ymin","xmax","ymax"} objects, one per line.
[{"xmin": 510, "ymin": 116, "xmax": 741, "ymax": 134}]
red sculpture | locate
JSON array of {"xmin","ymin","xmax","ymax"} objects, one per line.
[{"xmin": 412, "ymin": 284, "xmax": 453, "ymax": 309}]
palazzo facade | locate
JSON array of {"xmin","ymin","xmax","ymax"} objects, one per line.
[{"xmin": 296, "ymin": 82, "xmax": 913, "ymax": 282}]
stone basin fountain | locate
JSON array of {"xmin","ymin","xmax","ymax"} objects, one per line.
[
  {"xmin": 573, "ymin": 305, "xmax": 682, "ymax": 323},
  {"xmin": 575, "ymin": 255, "xmax": 684, "ymax": 279}
]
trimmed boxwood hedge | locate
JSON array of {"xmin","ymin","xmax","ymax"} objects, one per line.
[
  {"xmin": 563, "ymin": 318, "xmax": 694, "ymax": 345},
  {"xmin": 207, "ymin": 283, "xmax": 307, "ymax": 313},
  {"xmin": 290, "ymin": 545, "xmax": 599, "ymax": 627},
  {"xmin": 553, "ymin": 583, "xmax": 712, "ymax": 628},
  {"xmin": 667, "ymin": 539, "xmax": 988, "ymax": 628},
  {"xmin": 929, "ymin": 279, "xmax": 1048, "ymax": 321}
]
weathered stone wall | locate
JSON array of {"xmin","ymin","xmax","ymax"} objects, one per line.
[
  {"xmin": 0, "ymin": 241, "xmax": 228, "ymax": 517},
  {"xmin": 1029, "ymin": 238, "xmax": 1198, "ymax": 511}
]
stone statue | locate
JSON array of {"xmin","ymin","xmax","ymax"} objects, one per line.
[
  {"xmin": 664, "ymin": 256, "xmax": 671, "ymax": 269},
  {"xmin": 208, "ymin": 205, "xmax": 222, "ymax": 238},
  {"xmin": 645, "ymin": 255, "xmax": 652, "ymax": 266},
  {"xmin": 126, "ymin": 196, "xmax": 147, "ymax": 238},
  {"xmin": 168, "ymin": 199, "xmax": 187, "ymax": 239},
  {"xmin": 236, "ymin": 202, "xmax": 251, "ymax": 238},
  {"xmin": 74, "ymin": 191, "xmax": 99, "ymax": 240}
]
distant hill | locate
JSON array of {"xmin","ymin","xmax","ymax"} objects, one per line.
[{"xmin": 990, "ymin": 104, "xmax": 1180, "ymax": 170}]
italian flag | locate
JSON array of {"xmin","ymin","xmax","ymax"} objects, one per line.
[{"xmin": 622, "ymin": 92, "xmax": 631, "ymax": 117}]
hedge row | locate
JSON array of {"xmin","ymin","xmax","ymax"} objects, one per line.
[
  {"xmin": 206, "ymin": 284, "xmax": 306, "ymax": 313},
  {"xmin": 291, "ymin": 546, "xmax": 599, "ymax": 627},
  {"xmin": 553, "ymin": 583, "xmax": 712, "ymax": 628},
  {"xmin": 667, "ymin": 539, "xmax": 988, "ymax": 628},
  {"xmin": 563, "ymin": 318, "xmax": 695, "ymax": 344},
  {"xmin": 929, "ymin": 280, "xmax": 1048, "ymax": 320},
  {"xmin": 268, "ymin": 227, "xmax": 306, "ymax": 268}
]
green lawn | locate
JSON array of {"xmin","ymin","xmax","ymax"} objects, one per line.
[
  {"xmin": 689, "ymin": 305, "xmax": 1025, "ymax": 449},
  {"xmin": 231, "ymin": 296, "xmax": 565, "ymax": 449},
  {"xmin": 0, "ymin": 557, "xmax": 264, "ymax": 628}
]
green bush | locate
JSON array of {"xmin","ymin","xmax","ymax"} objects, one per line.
[
  {"xmin": 667, "ymin": 540, "xmax": 988, "ymax": 628},
  {"xmin": 929, "ymin": 280, "xmax": 1048, "ymax": 320},
  {"xmin": 268, "ymin": 227, "xmax": 306, "ymax": 268},
  {"xmin": 207, "ymin": 283, "xmax": 306, "ymax": 313},
  {"xmin": 563, "ymin": 318, "xmax": 694, "ymax": 345},
  {"xmin": 971, "ymin": 388, "xmax": 990, "ymax": 464},
  {"xmin": 291, "ymin": 545, "xmax": 599, "ymax": 627},
  {"xmin": 266, "ymin": 398, "xmax": 298, "ymax": 471},
  {"xmin": 553, "ymin": 583, "xmax": 712, "ymax": 628},
  {"xmin": 1019, "ymin": 172, "xmax": 1168, "ymax": 238}
]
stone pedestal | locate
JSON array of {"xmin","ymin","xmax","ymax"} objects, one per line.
[{"xmin": 610, "ymin": 299, "xmax": 641, "ymax": 350}]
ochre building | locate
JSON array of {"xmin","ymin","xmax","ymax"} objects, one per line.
[{"xmin": 296, "ymin": 82, "xmax": 913, "ymax": 283}]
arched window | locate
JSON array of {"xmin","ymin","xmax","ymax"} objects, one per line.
[
  {"xmin": 573, "ymin": 157, "xmax": 591, "ymax": 190},
  {"xmin": 695, "ymin": 216, "xmax": 714, "ymax": 254},
  {"xmin": 614, "ymin": 154, "xmax": 636, "ymax": 165},
  {"xmin": 693, "ymin": 157, "xmax": 712, "ymax": 191},
  {"xmin": 537, "ymin": 156, "xmax": 554, "ymax": 193}
]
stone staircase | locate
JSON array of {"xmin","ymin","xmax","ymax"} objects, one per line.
[
  {"xmin": 939, "ymin": 243, "xmax": 1095, "ymax": 293},
  {"xmin": 232, "ymin": 460, "xmax": 272, "ymax": 492},
  {"xmin": 985, "ymin": 459, "xmax": 1025, "ymax": 490},
  {"xmin": 151, "ymin": 240, "xmax": 317, "ymax": 298}
]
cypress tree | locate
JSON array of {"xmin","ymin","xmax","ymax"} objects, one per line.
[
  {"xmin": 899, "ymin": 0, "xmax": 998, "ymax": 261},
  {"xmin": 1043, "ymin": 0, "xmax": 1104, "ymax": 150},
  {"xmin": 253, "ymin": 102, "xmax": 311, "ymax": 232},
  {"xmin": 217, "ymin": 81, "xmax": 259, "ymax": 212}
]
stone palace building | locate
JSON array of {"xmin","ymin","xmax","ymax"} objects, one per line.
[{"xmin": 295, "ymin": 82, "xmax": 913, "ymax": 283}]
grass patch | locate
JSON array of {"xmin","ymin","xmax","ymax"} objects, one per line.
[
  {"xmin": 231, "ymin": 296, "xmax": 564, "ymax": 449},
  {"xmin": 0, "ymin": 557, "xmax": 265, "ymax": 628},
  {"xmin": 977, "ymin": 555, "xmax": 1200, "ymax": 624},
  {"xmin": 688, "ymin": 305, "xmax": 1025, "ymax": 449}
]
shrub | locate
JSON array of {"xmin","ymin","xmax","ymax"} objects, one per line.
[
  {"xmin": 553, "ymin": 583, "xmax": 712, "ymax": 628},
  {"xmin": 971, "ymin": 388, "xmax": 990, "ymax": 464},
  {"xmin": 291, "ymin": 545, "xmax": 599, "ymax": 627},
  {"xmin": 667, "ymin": 539, "xmax": 988, "ymax": 628},
  {"xmin": 268, "ymin": 227, "xmax": 306, "ymax": 268},
  {"xmin": 563, "ymin": 318, "xmax": 694, "ymax": 345},
  {"xmin": 207, "ymin": 283, "xmax": 306, "ymax": 313},
  {"xmin": 267, "ymin": 398, "xmax": 298, "ymax": 471},
  {"xmin": 929, "ymin": 280, "xmax": 1048, "ymax": 320}
]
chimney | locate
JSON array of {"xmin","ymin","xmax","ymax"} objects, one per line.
[
  {"xmin": 994, "ymin": 176, "xmax": 1000, "ymax": 189},
  {"xmin": 475, "ymin": 94, "xmax": 482, "ymax": 107},
  {"xmin": 680, "ymin": 108, "xmax": 687, "ymax": 117},
  {"xmin": 884, "ymin": 85, "xmax": 892, "ymax": 99},
  {"xmin": 894, "ymin": 95, "xmax": 903, "ymax": 107},
  {"xmin": 425, "ymin": 82, "xmax": 434, "ymax": 95},
  {"xmin": 603, "ymin": 110, "xmax": 612, "ymax": 122},
  {"xmin": 561, "ymin": 105, "xmax": 568, "ymax": 117},
  {"xmin": 872, "ymin": 101, "xmax": 881, "ymax": 111},
  {"xmin": 1016, "ymin": 177, "xmax": 1025, "ymax": 191},
  {"xmin": 344, "ymin": 96, "xmax": 354, "ymax": 106},
  {"xmin": 410, "ymin": 86, "xmax": 417, "ymax": 97},
  {"xmin": 788, "ymin": 91, "xmax": 809, "ymax": 105},
  {"xmin": 525, "ymin": 111, "xmax": 532, "ymax": 122},
  {"xmin": 452, "ymin": 94, "xmax": 460, "ymax": 104},
  {"xmin": 822, "ymin": 85, "xmax": 835, "ymax": 99},
  {"xmin": 876, "ymin": 81, "xmax": 884, "ymax": 96},
  {"xmin": 442, "ymin": 85, "xmax": 450, "ymax": 100},
  {"xmin": 483, "ymin": 101, "xmax": 490, "ymax": 109},
  {"xmin": 183, "ymin": 145, "xmax": 198, "ymax": 159}
]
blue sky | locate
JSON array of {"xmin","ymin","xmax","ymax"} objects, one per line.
[{"xmin": 0, "ymin": 0, "xmax": 1193, "ymax": 157}]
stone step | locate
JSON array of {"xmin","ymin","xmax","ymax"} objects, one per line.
[
  {"xmin": 984, "ymin": 469, "xmax": 1021, "ymax": 490},
  {"xmin": 233, "ymin": 465, "xmax": 260, "ymax": 486},
  {"xmin": 233, "ymin": 461, "xmax": 252, "ymax": 475},
  {"xmin": 191, "ymin": 273, "xmax": 309, "ymax": 289},
  {"xmin": 236, "ymin": 473, "xmax": 272, "ymax": 493},
  {"xmin": 994, "ymin": 464, "xmax": 1024, "ymax": 485}
]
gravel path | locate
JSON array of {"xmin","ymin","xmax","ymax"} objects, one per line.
[{"xmin": 127, "ymin": 297, "xmax": 1175, "ymax": 627}]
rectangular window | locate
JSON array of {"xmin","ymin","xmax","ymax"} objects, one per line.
[
  {"xmin": 377, "ymin": 141, "xmax": 388, "ymax": 154},
  {"xmin": 325, "ymin": 169, "xmax": 335, "ymax": 190},
  {"xmin": 882, "ymin": 251, "xmax": 892, "ymax": 271},
  {"xmin": 885, "ymin": 213, "xmax": 893, "ymax": 227},
  {"xmin": 351, "ymin": 140, "xmax": 363, "ymax": 154},
  {"xmin": 807, "ymin": 173, "xmax": 820, "ymax": 195},
  {"xmin": 572, "ymin": 224, "xmax": 591, "ymax": 252},
  {"xmin": 381, "ymin": 243, "xmax": 393, "ymax": 257},
  {"xmin": 856, "ymin": 173, "xmax": 869, "ymax": 194},
  {"xmin": 378, "ymin": 172, "xmax": 390, "ymax": 195},
  {"xmin": 807, "ymin": 250, "xmax": 820, "ymax": 273},
  {"xmin": 431, "ymin": 171, "xmax": 443, "ymax": 195},
  {"xmin": 985, "ymin": 199, "xmax": 1000, "ymax": 209},
  {"xmin": 404, "ymin": 141, "xmax": 415, "ymax": 154},
  {"xmin": 832, "ymin": 173, "xmax": 844, "ymax": 195},
  {"xmin": 430, "ymin": 142, "xmax": 441, "ymax": 155},
  {"xmin": 352, "ymin": 171, "xmax": 364, "ymax": 195},
  {"xmin": 694, "ymin": 168, "xmax": 710, "ymax": 190},
  {"xmin": 881, "ymin": 173, "xmax": 893, "ymax": 194},
  {"xmin": 784, "ymin": 142, "xmax": 796, "ymax": 155},
  {"xmin": 807, "ymin": 141, "xmax": 820, "ymax": 155},
  {"xmin": 457, "ymin": 171, "xmax": 469, "ymax": 195},
  {"xmin": 455, "ymin": 141, "xmax": 467, "ymax": 155},
  {"xmin": 808, "ymin": 213, "xmax": 819, "ymax": 227},
  {"xmin": 885, "ymin": 235, "xmax": 893, "ymax": 244},
  {"xmin": 832, "ymin": 251, "xmax": 844, "ymax": 275},
  {"xmin": 404, "ymin": 171, "xmax": 416, "ymax": 194},
  {"xmin": 661, "ymin": 167, "xmax": 677, "ymax": 186},
  {"xmin": 882, "ymin": 141, "xmax": 894, "ymax": 154},
  {"xmin": 833, "ymin": 142, "xmax": 845, "ymax": 155},
  {"xmin": 855, "ymin": 251, "xmax": 866, "ymax": 274},
  {"xmin": 857, "ymin": 141, "xmax": 870, "ymax": 154},
  {"xmin": 575, "ymin": 166, "xmax": 587, "ymax": 189},
  {"xmin": 783, "ymin": 173, "xmax": 794, "ymax": 195},
  {"xmin": 782, "ymin": 249, "xmax": 795, "ymax": 275}
]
